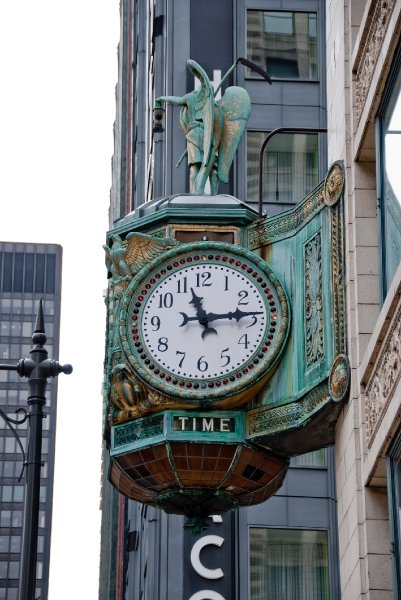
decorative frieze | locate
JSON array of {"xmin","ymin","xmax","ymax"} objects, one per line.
[
  {"xmin": 365, "ymin": 304, "xmax": 401, "ymax": 444},
  {"xmin": 247, "ymin": 185, "xmax": 325, "ymax": 248},
  {"xmin": 354, "ymin": 0, "xmax": 396, "ymax": 125},
  {"xmin": 247, "ymin": 382, "xmax": 330, "ymax": 437}
]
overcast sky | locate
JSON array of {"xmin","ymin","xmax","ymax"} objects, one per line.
[{"xmin": 0, "ymin": 2, "xmax": 120, "ymax": 597}]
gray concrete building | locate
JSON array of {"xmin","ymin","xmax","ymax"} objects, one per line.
[{"xmin": 0, "ymin": 242, "xmax": 62, "ymax": 600}]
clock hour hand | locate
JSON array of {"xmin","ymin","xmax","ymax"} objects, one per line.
[
  {"xmin": 180, "ymin": 288, "xmax": 217, "ymax": 339},
  {"xmin": 205, "ymin": 308, "xmax": 264, "ymax": 323}
]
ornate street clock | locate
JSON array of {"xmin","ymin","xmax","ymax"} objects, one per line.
[{"xmin": 119, "ymin": 241, "xmax": 290, "ymax": 407}]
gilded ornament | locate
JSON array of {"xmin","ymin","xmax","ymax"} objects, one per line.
[
  {"xmin": 329, "ymin": 354, "xmax": 350, "ymax": 402},
  {"xmin": 324, "ymin": 161, "xmax": 345, "ymax": 207}
]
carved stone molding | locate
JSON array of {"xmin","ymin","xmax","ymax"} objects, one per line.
[
  {"xmin": 354, "ymin": 0, "xmax": 396, "ymax": 126},
  {"xmin": 365, "ymin": 303, "xmax": 401, "ymax": 445},
  {"xmin": 305, "ymin": 231, "xmax": 324, "ymax": 367}
]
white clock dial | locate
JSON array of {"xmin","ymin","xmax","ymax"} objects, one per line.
[
  {"xmin": 122, "ymin": 243, "xmax": 289, "ymax": 403},
  {"xmin": 141, "ymin": 263, "xmax": 267, "ymax": 379}
]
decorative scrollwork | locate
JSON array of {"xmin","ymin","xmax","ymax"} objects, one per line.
[
  {"xmin": 354, "ymin": 0, "xmax": 396, "ymax": 125},
  {"xmin": 305, "ymin": 231, "xmax": 324, "ymax": 367},
  {"xmin": 248, "ymin": 185, "xmax": 325, "ymax": 248},
  {"xmin": 365, "ymin": 305, "xmax": 401, "ymax": 444}
]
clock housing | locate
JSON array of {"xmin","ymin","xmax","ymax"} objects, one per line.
[{"xmin": 119, "ymin": 242, "xmax": 290, "ymax": 406}]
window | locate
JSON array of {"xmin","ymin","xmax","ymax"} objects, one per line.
[
  {"xmin": 291, "ymin": 448, "xmax": 326, "ymax": 467},
  {"xmin": 377, "ymin": 45, "xmax": 401, "ymax": 299},
  {"xmin": 247, "ymin": 11, "xmax": 317, "ymax": 80},
  {"xmin": 388, "ymin": 427, "xmax": 401, "ymax": 595},
  {"xmin": 250, "ymin": 528, "xmax": 329, "ymax": 599},
  {"xmin": 247, "ymin": 132, "xmax": 319, "ymax": 204}
]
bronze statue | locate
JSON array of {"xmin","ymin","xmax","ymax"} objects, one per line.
[{"xmin": 154, "ymin": 58, "xmax": 271, "ymax": 195}]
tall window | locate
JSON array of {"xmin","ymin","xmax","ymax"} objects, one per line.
[
  {"xmin": 388, "ymin": 428, "xmax": 401, "ymax": 596},
  {"xmin": 247, "ymin": 11, "xmax": 318, "ymax": 80},
  {"xmin": 247, "ymin": 132, "xmax": 319, "ymax": 204},
  {"xmin": 377, "ymin": 49, "xmax": 401, "ymax": 299},
  {"xmin": 249, "ymin": 528, "xmax": 329, "ymax": 599}
]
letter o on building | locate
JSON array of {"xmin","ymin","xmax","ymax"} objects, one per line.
[{"xmin": 188, "ymin": 592, "xmax": 225, "ymax": 600}]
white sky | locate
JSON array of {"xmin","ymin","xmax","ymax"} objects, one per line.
[{"xmin": 0, "ymin": 2, "xmax": 120, "ymax": 598}]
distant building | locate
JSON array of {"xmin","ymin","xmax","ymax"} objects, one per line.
[
  {"xmin": 100, "ymin": 2, "xmax": 344, "ymax": 599},
  {"xmin": 0, "ymin": 242, "xmax": 62, "ymax": 600}
]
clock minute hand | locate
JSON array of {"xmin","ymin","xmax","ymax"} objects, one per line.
[
  {"xmin": 205, "ymin": 308, "xmax": 264, "ymax": 323},
  {"xmin": 185, "ymin": 288, "xmax": 217, "ymax": 339}
]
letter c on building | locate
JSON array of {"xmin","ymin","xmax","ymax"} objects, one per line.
[
  {"xmin": 188, "ymin": 592, "xmax": 225, "ymax": 600},
  {"xmin": 190, "ymin": 535, "xmax": 224, "ymax": 579}
]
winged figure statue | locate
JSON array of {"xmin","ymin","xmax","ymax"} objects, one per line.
[{"xmin": 154, "ymin": 58, "xmax": 271, "ymax": 195}]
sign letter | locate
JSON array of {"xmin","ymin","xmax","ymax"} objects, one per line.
[{"xmin": 190, "ymin": 535, "xmax": 224, "ymax": 579}]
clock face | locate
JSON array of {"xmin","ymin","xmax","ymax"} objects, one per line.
[{"xmin": 119, "ymin": 243, "xmax": 289, "ymax": 403}]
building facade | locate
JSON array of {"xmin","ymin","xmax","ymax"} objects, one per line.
[
  {"xmin": 326, "ymin": 1, "xmax": 401, "ymax": 598},
  {"xmin": 100, "ymin": 1, "xmax": 347, "ymax": 599},
  {"xmin": 0, "ymin": 242, "xmax": 62, "ymax": 600}
]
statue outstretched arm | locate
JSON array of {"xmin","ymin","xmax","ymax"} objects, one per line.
[{"xmin": 155, "ymin": 93, "xmax": 191, "ymax": 109}]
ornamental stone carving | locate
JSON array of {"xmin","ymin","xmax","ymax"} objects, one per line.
[
  {"xmin": 354, "ymin": 0, "xmax": 396, "ymax": 125},
  {"xmin": 365, "ymin": 305, "xmax": 401, "ymax": 444}
]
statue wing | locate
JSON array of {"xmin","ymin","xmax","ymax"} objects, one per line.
[
  {"xmin": 186, "ymin": 60, "xmax": 215, "ymax": 192},
  {"xmin": 217, "ymin": 87, "xmax": 251, "ymax": 183},
  {"xmin": 125, "ymin": 232, "xmax": 178, "ymax": 275}
]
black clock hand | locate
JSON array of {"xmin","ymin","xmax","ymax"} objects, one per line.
[
  {"xmin": 180, "ymin": 288, "xmax": 217, "ymax": 339},
  {"xmin": 205, "ymin": 308, "xmax": 264, "ymax": 322}
]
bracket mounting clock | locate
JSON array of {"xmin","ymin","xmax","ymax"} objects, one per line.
[{"xmin": 119, "ymin": 241, "xmax": 290, "ymax": 407}]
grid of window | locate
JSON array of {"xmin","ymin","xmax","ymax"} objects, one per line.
[
  {"xmin": 0, "ymin": 252, "xmax": 56, "ymax": 294},
  {"xmin": 0, "ymin": 244, "xmax": 60, "ymax": 600},
  {"xmin": 247, "ymin": 10, "xmax": 317, "ymax": 81}
]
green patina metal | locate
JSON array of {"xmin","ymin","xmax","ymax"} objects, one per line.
[
  {"xmin": 117, "ymin": 241, "xmax": 290, "ymax": 404},
  {"xmin": 111, "ymin": 410, "xmax": 245, "ymax": 456},
  {"xmin": 154, "ymin": 59, "xmax": 257, "ymax": 195},
  {"xmin": 103, "ymin": 159, "xmax": 348, "ymax": 517},
  {"xmin": 111, "ymin": 413, "xmax": 165, "ymax": 455}
]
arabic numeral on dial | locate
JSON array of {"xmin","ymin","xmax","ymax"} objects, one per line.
[
  {"xmin": 158, "ymin": 337, "xmax": 168, "ymax": 352},
  {"xmin": 247, "ymin": 315, "xmax": 257, "ymax": 328},
  {"xmin": 238, "ymin": 290, "xmax": 249, "ymax": 305},
  {"xmin": 176, "ymin": 350, "xmax": 186, "ymax": 367},
  {"xmin": 238, "ymin": 334, "xmax": 249, "ymax": 349},
  {"xmin": 196, "ymin": 272, "xmax": 212, "ymax": 287},
  {"xmin": 220, "ymin": 347, "xmax": 230, "ymax": 367},
  {"xmin": 197, "ymin": 356, "xmax": 208, "ymax": 372},
  {"xmin": 158, "ymin": 292, "xmax": 173, "ymax": 308},
  {"xmin": 150, "ymin": 316, "xmax": 161, "ymax": 331},
  {"xmin": 177, "ymin": 277, "xmax": 188, "ymax": 293}
]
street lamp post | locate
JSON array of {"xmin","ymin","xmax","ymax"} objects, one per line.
[{"xmin": 0, "ymin": 300, "xmax": 72, "ymax": 600}]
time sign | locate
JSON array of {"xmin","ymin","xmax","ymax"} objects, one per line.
[{"xmin": 119, "ymin": 242, "xmax": 290, "ymax": 405}]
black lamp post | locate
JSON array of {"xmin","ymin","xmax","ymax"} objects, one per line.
[{"xmin": 0, "ymin": 300, "xmax": 72, "ymax": 600}]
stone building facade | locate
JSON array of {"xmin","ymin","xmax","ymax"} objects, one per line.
[{"xmin": 327, "ymin": 1, "xmax": 401, "ymax": 597}]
